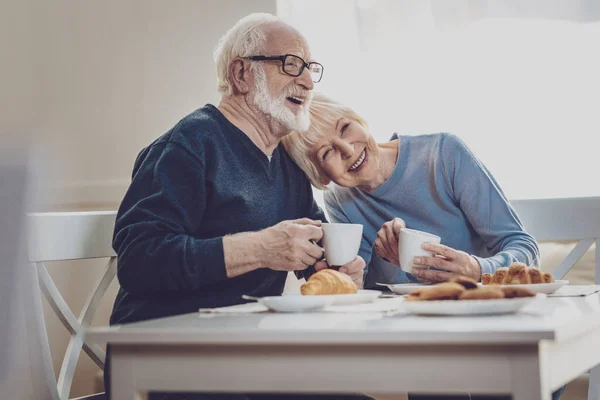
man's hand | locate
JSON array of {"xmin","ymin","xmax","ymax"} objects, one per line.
[
  {"xmin": 257, "ymin": 218, "xmax": 324, "ymax": 272},
  {"xmin": 315, "ymin": 256, "xmax": 366, "ymax": 288},
  {"xmin": 374, "ymin": 218, "xmax": 406, "ymax": 266},
  {"xmin": 411, "ymin": 243, "xmax": 482, "ymax": 282}
]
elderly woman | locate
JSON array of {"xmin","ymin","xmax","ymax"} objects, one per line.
[
  {"xmin": 282, "ymin": 93, "xmax": 540, "ymax": 289},
  {"xmin": 283, "ymin": 94, "xmax": 565, "ymax": 400}
]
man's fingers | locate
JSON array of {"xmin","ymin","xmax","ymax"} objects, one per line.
[
  {"xmin": 300, "ymin": 252, "xmax": 320, "ymax": 268},
  {"xmin": 292, "ymin": 218, "xmax": 322, "ymax": 226},
  {"xmin": 298, "ymin": 224, "xmax": 324, "ymax": 241},
  {"xmin": 305, "ymin": 241, "xmax": 324, "ymax": 260}
]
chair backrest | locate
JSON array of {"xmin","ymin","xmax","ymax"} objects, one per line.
[
  {"xmin": 511, "ymin": 197, "xmax": 600, "ymax": 282},
  {"xmin": 24, "ymin": 211, "xmax": 118, "ymax": 400}
]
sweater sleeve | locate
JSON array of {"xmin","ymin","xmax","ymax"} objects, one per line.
[
  {"xmin": 113, "ymin": 141, "xmax": 228, "ymax": 295},
  {"xmin": 440, "ymin": 134, "xmax": 540, "ymax": 274}
]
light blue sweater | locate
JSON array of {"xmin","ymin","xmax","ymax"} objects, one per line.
[{"xmin": 324, "ymin": 133, "xmax": 540, "ymax": 289}]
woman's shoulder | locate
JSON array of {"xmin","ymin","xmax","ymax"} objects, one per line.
[{"xmin": 323, "ymin": 183, "xmax": 361, "ymax": 207}]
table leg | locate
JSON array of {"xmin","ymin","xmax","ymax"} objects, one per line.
[
  {"xmin": 510, "ymin": 352, "xmax": 550, "ymax": 400},
  {"xmin": 111, "ymin": 349, "xmax": 147, "ymax": 400},
  {"xmin": 589, "ymin": 364, "xmax": 600, "ymax": 400}
]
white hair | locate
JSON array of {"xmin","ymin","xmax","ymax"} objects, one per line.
[
  {"xmin": 214, "ymin": 13, "xmax": 282, "ymax": 96},
  {"xmin": 252, "ymin": 64, "xmax": 312, "ymax": 133}
]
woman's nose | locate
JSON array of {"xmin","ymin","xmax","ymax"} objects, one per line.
[{"xmin": 339, "ymin": 142, "xmax": 355, "ymax": 159}]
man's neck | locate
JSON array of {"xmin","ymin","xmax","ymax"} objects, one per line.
[{"xmin": 217, "ymin": 97, "xmax": 286, "ymax": 156}]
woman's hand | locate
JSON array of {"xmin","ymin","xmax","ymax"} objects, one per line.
[
  {"xmin": 411, "ymin": 243, "xmax": 482, "ymax": 282},
  {"xmin": 315, "ymin": 256, "xmax": 366, "ymax": 288},
  {"xmin": 374, "ymin": 218, "xmax": 406, "ymax": 266}
]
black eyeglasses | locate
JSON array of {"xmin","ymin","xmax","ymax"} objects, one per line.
[{"xmin": 244, "ymin": 54, "xmax": 324, "ymax": 83}]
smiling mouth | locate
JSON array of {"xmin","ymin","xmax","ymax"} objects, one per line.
[
  {"xmin": 348, "ymin": 149, "xmax": 366, "ymax": 171},
  {"xmin": 286, "ymin": 96, "xmax": 305, "ymax": 105}
]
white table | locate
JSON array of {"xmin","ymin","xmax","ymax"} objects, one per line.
[{"xmin": 87, "ymin": 294, "xmax": 600, "ymax": 400}]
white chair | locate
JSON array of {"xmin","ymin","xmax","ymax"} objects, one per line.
[
  {"xmin": 24, "ymin": 211, "xmax": 118, "ymax": 400},
  {"xmin": 511, "ymin": 197, "xmax": 600, "ymax": 400}
]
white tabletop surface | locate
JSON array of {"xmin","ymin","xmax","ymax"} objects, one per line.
[{"xmin": 87, "ymin": 294, "xmax": 600, "ymax": 346}]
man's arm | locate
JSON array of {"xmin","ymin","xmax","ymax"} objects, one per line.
[
  {"xmin": 115, "ymin": 143, "xmax": 324, "ymax": 294},
  {"xmin": 114, "ymin": 142, "xmax": 231, "ymax": 294}
]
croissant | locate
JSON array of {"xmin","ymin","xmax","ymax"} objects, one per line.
[
  {"xmin": 502, "ymin": 263, "xmax": 531, "ymax": 284},
  {"xmin": 300, "ymin": 269, "xmax": 358, "ymax": 295},
  {"xmin": 482, "ymin": 262, "xmax": 554, "ymax": 285}
]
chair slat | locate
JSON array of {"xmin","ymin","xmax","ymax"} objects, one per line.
[
  {"xmin": 552, "ymin": 239, "xmax": 594, "ymax": 280},
  {"xmin": 37, "ymin": 263, "xmax": 80, "ymax": 335}
]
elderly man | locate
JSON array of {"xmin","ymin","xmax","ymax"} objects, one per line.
[{"xmin": 106, "ymin": 12, "xmax": 369, "ymax": 400}]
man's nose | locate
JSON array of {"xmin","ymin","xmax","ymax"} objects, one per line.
[{"xmin": 296, "ymin": 67, "xmax": 314, "ymax": 91}]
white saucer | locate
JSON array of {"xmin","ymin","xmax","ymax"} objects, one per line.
[
  {"xmin": 320, "ymin": 289, "xmax": 382, "ymax": 305},
  {"xmin": 478, "ymin": 280, "xmax": 568, "ymax": 294},
  {"xmin": 284, "ymin": 290, "xmax": 382, "ymax": 306},
  {"xmin": 402, "ymin": 293, "xmax": 545, "ymax": 316},
  {"xmin": 377, "ymin": 282, "xmax": 431, "ymax": 295},
  {"xmin": 254, "ymin": 295, "xmax": 333, "ymax": 313}
]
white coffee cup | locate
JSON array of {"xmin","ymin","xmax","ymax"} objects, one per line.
[
  {"xmin": 398, "ymin": 228, "xmax": 441, "ymax": 274},
  {"xmin": 321, "ymin": 223, "xmax": 363, "ymax": 266}
]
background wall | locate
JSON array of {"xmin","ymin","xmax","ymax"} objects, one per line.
[
  {"xmin": 29, "ymin": 0, "xmax": 276, "ymax": 210},
  {"xmin": 2, "ymin": 1, "xmax": 276, "ymax": 398}
]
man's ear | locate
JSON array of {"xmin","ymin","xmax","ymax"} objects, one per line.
[{"xmin": 229, "ymin": 58, "xmax": 251, "ymax": 94}]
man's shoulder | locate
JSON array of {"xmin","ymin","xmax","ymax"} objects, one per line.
[
  {"xmin": 162, "ymin": 104, "xmax": 228, "ymax": 148},
  {"xmin": 132, "ymin": 105, "xmax": 225, "ymax": 171}
]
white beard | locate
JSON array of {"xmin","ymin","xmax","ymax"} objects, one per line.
[{"xmin": 252, "ymin": 65, "xmax": 311, "ymax": 133}]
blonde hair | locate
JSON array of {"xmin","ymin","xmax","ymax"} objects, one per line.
[
  {"xmin": 282, "ymin": 93, "xmax": 368, "ymax": 190},
  {"xmin": 213, "ymin": 13, "xmax": 281, "ymax": 96}
]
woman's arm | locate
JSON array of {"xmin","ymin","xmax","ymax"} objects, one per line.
[{"xmin": 441, "ymin": 134, "xmax": 540, "ymax": 275}]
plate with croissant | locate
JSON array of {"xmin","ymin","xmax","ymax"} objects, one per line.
[
  {"xmin": 243, "ymin": 294, "xmax": 334, "ymax": 313},
  {"xmin": 296, "ymin": 269, "xmax": 382, "ymax": 305},
  {"xmin": 402, "ymin": 275, "xmax": 544, "ymax": 316},
  {"xmin": 480, "ymin": 263, "xmax": 568, "ymax": 294}
]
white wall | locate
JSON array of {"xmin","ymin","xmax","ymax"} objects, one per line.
[
  {"xmin": 33, "ymin": 0, "xmax": 276, "ymax": 210},
  {"xmin": 0, "ymin": 0, "xmax": 41, "ymax": 138},
  {"xmin": 3, "ymin": 1, "xmax": 277, "ymax": 398}
]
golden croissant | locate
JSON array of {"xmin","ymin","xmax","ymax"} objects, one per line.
[
  {"xmin": 482, "ymin": 262, "xmax": 554, "ymax": 285},
  {"xmin": 300, "ymin": 269, "xmax": 358, "ymax": 295}
]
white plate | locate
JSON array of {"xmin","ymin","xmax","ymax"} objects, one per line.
[
  {"xmin": 284, "ymin": 290, "xmax": 382, "ymax": 305},
  {"xmin": 377, "ymin": 282, "xmax": 432, "ymax": 295},
  {"xmin": 322, "ymin": 289, "xmax": 382, "ymax": 305},
  {"xmin": 256, "ymin": 295, "xmax": 334, "ymax": 313},
  {"xmin": 402, "ymin": 294, "xmax": 545, "ymax": 316},
  {"xmin": 478, "ymin": 280, "xmax": 568, "ymax": 294}
]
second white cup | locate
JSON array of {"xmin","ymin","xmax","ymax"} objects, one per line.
[
  {"xmin": 398, "ymin": 228, "xmax": 441, "ymax": 274},
  {"xmin": 321, "ymin": 223, "xmax": 363, "ymax": 266}
]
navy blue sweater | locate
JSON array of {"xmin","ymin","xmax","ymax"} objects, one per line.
[{"xmin": 110, "ymin": 105, "xmax": 325, "ymax": 325}]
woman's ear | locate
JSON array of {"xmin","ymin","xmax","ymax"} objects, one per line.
[{"xmin": 229, "ymin": 58, "xmax": 251, "ymax": 94}]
